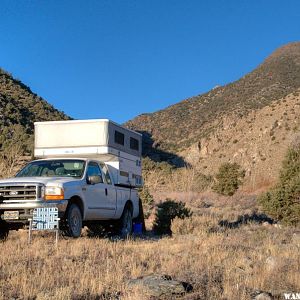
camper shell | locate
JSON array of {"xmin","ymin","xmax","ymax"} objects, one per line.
[{"xmin": 34, "ymin": 119, "xmax": 143, "ymax": 187}]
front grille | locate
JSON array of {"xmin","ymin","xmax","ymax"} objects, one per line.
[{"xmin": 0, "ymin": 185, "xmax": 38, "ymax": 202}]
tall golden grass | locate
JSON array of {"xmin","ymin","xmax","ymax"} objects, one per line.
[
  {"xmin": 0, "ymin": 154, "xmax": 299, "ymax": 299},
  {"xmin": 0, "ymin": 196, "xmax": 299, "ymax": 299}
]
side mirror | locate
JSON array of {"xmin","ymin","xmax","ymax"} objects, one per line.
[{"xmin": 87, "ymin": 175, "xmax": 103, "ymax": 185}]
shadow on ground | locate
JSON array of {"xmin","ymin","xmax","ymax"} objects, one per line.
[{"xmin": 218, "ymin": 212, "xmax": 275, "ymax": 229}]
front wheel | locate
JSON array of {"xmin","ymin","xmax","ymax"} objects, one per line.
[
  {"xmin": 66, "ymin": 204, "xmax": 82, "ymax": 238},
  {"xmin": 119, "ymin": 205, "xmax": 133, "ymax": 238},
  {"xmin": 0, "ymin": 220, "xmax": 9, "ymax": 241}
]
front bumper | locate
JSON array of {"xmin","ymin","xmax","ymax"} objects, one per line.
[
  {"xmin": 0, "ymin": 200, "xmax": 68, "ymax": 212},
  {"xmin": 0, "ymin": 200, "xmax": 68, "ymax": 224}
]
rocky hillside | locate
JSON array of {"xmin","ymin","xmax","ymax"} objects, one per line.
[
  {"xmin": 184, "ymin": 89, "xmax": 300, "ymax": 186},
  {"xmin": 126, "ymin": 42, "xmax": 300, "ymax": 154},
  {"xmin": 126, "ymin": 42, "xmax": 300, "ymax": 185},
  {"xmin": 0, "ymin": 68, "xmax": 70, "ymax": 152}
]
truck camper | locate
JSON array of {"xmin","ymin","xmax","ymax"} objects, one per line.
[{"xmin": 0, "ymin": 119, "xmax": 143, "ymax": 239}]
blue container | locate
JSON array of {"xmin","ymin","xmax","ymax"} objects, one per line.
[{"xmin": 133, "ymin": 222, "xmax": 143, "ymax": 234}]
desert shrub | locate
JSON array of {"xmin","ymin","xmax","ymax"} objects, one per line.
[
  {"xmin": 153, "ymin": 199, "xmax": 192, "ymax": 235},
  {"xmin": 0, "ymin": 140, "xmax": 24, "ymax": 178},
  {"xmin": 138, "ymin": 185, "xmax": 154, "ymax": 218},
  {"xmin": 193, "ymin": 172, "xmax": 213, "ymax": 192},
  {"xmin": 258, "ymin": 146, "xmax": 300, "ymax": 225},
  {"xmin": 212, "ymin": 163, "xmax": 245, "ymax": 196},
  {"xmin": 143, "ymin": 161, "xmax": 213, "ymax": 193},
  {"xmin": 142, "ymin": 157, "xmax": 174, "ymax": 174},
  {"xmin": 138, "ymin": 185, "xmax": 154, "ymax": 207},
  {"xmin": 167, "ymin": 168, "xmax": 213, "ymax": 193},
  {"xmin": 142, "ymin": 157, "xmax": 175, "ymax": 187},
  {"xmin": 279, "ymin": 147, "xmax": 300, "ymax": 184}
]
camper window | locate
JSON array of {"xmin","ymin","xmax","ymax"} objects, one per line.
[
  {"xmin": 114, "ymin": 130, "xmax": 124, "ymax": 145},
  {"xmin": 130, "ymin": 137, "xmax": 139, "ymax": 151}
]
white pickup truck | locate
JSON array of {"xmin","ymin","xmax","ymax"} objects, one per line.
[{"xmin": 0, "ymin": 120, "xmax": 143, "ymax": 240}]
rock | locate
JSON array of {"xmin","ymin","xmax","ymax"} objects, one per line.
[
  {"xmin": 127, "ymin": 274, "xmax": 192, "ymax": 298},
  {"xmin": 265, "ymin": 256, "xmax": 279, "ymax": 271},
  {"xmin": 98, "ymin": 291, "xmax": 121, "ymax": 300},
  {"xmin": 292, "ymin": 233, "xmax": 300, "ymax": 246},
  {"xmin": 239, "ymin": 257, "xmax": 254, "ymax": 270},
  {"xmin": 253, "ymin": 291, "xmax": 274, "ymax": 300},
  {"xmin": 262, "ymin": 221, "xmax": 270, "ymax": 227},
  {"xmin": 265, "ymin": 255, "xmax": 293, "ymax": 273},
  {"xmin": 198, "ymin": 139, "xmax": 209, "ymax": 158}
]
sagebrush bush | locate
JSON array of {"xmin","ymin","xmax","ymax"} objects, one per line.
[
  {"xmin": 279, "ymin": 147, "xmax": 300, "ymax": 184},
  {"xmin": 153, "ymin": 199, "xmax": 192, "ymax": 235},
  {"xmin": 0, "ymin": 141, "xmax": 24, "ymax": 178},
  {"xmin": 258, "ymin": 146, "xmax": 300, "ymax": 225},
  {"xmin": 212, "ymin": 162, "xmax": 245, "ymax": 196}
]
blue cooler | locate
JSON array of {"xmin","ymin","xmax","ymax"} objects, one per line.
[{"xmin": 133, "ymin": 222, "xmax": 143, "ymax": 235}]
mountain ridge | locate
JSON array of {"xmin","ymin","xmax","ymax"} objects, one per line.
[
  {"xmin": 125, "ymin": 42, "xmax": 300, "ymax": 156},
  {"xmin": 0, "ymin": 68, "xmax": 70, "ymax": 152}
]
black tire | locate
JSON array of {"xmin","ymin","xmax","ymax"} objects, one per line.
[
  {"xmin": 119, "ymin": 204, "xmax": 133, "ymax": 238},
  {"xmin": 0, "ymin": 220, "xmax": 9, "ymax": 241},
  {"xmin": 65, "ymin": 204, "xmax": 82, "ymax": 238}
]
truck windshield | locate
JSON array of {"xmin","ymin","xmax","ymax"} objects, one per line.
[{"xmin": 16, "ymin": 160, "xmax": 85, "ymax": 178}]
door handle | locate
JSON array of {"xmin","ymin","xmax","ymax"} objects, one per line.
[{"xmin": 105, "ymin": 188, "xmax": 108, "ymax": 196}]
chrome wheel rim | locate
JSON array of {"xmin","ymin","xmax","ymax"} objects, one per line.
[{"xmin": 70, "ymin": 209, "xmax": 81, "ymax": 236}]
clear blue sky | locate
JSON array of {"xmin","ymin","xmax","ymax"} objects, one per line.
[{"xmin": 0, "ymin": 1, "xmax": 299, "ymax": 123}]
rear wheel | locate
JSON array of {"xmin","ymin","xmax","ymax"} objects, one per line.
[
  {"xmin": 66, "ymin": 204, "xmax": 82, "ymax": 238},
  {"xmin": 0, "ymin": 220, "xmax": 9, "ymax": 241},
  {"xmin": 119, "ymin": 205, "xmax": 133, "ymax": 238}
]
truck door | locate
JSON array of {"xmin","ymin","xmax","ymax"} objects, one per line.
[
  {"xmin": 85, "ymin": 162, "xmax": 116, "ymax": 219},
  {"xmin": 100, "ymin": 163, "xmax": 117, "ymax": 218}
]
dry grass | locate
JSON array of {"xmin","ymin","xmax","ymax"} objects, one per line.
[
  {"xmin": 1, "ymin": 197, "xmax": 299, "ymax": 300},
  {"xmin": 0, "ymin": 151, "xmax": 299, "ymax": 299},
  {"xmin": 144, "ymin": 166, "xmax": 212, "ymax": 194}
]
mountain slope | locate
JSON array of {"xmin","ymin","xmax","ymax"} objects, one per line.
[
  {"xmin": 0, "ymin": 68, "xmax": 70, "ymax": 152},
  {"xmin": 184, "ymin": 89, "xmax": 300, "ymax": 186},
  {"xmin": 125, "ymin": 42, "xmax": 300, "ymax": 156}
]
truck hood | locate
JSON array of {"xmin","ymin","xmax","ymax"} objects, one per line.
[{"xmin": 0, "ymin": 177, "xmax": 82, "ymax": 187}]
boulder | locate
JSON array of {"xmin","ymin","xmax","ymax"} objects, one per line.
[
  {"xmin": 292, "ymin": 233, "xmax": 300, "ymax": 246},
  {"xmin": 127, "ymin": 274, "xmax": 192, "ymax": 298},
  {"xmin": 253, "ymin": 291, "xmax": 274, "ymax": 300},
  {"xmin": 265, "ymin": 256, "xmax": 279, "ymax": 271}
]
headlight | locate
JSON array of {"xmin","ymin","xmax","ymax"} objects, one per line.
[{"xmin": 45, "ymin": 186, "xmax": 64, "ymax": 200}]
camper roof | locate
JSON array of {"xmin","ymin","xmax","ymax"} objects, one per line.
[{"xmin": 34, "ymin": 119, "xmax": 142, "ymax": 136}]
